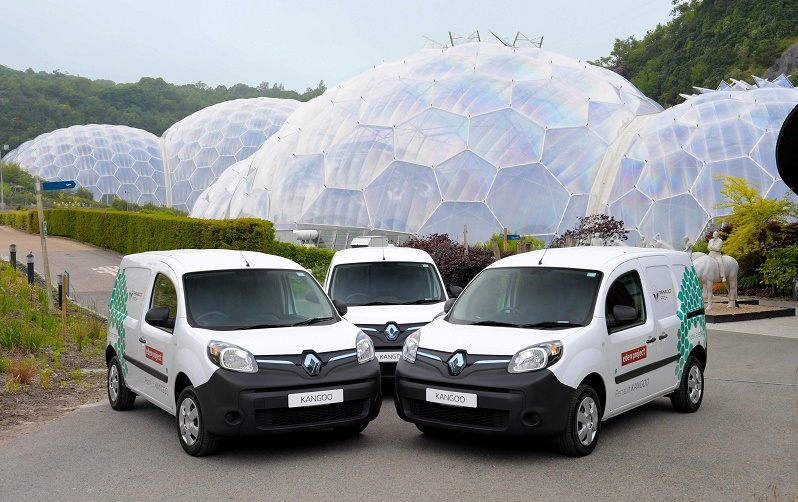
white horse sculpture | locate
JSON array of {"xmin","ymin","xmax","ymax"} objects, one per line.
[{"xmin": 691, "ymin": 252, "xmax": 739, "ymax": 309}]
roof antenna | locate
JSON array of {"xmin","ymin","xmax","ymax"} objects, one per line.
[
  {"xmin": 382, "ymin": 244, "xmax": 386, "ymax": 261},
  {"xmin": 538, "ymin": 245, "xmax": 549, "ymax": 265},
  {"xmin": 240, "ymin": 250, "xmax": 250, "ymax": 267}
]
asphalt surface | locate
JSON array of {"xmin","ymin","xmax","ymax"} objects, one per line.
[
  {"xmin": 0, "ymin": 225, "xmax": 121, "ymax": 317},
  {"xmin": 0, "ymin": 224, "xmax": 796, "ymax": 501},
  {"xmin": 0, "ymin": 327, "xmax": 794, "ymax": 501}
]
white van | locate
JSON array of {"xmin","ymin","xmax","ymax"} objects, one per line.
[
  {"xmin": 395, "ymin": 247, "xmax": 707, "ymax": 456},
  {"xmin": 324, "ymin": 247, "xmax": 457, "ymax": 379},
  {"xmin": 105, "ymin": 249, "xmax": 381, "ymax": 456}
]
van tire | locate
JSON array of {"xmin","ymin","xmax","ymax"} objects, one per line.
[
  {"xmin": 558, "ymin": 384, "xmax": 601, "ymax": 457},
  {"xmin": 671, "ymin": 356, "xmax": 703, "ymax": 413},
  {"xmin": 107, "ymin": 356, "xmax": 136, "ymax": 411},
  {"xmin": 176, "ymin": 386, "xmax": 219, "ymax": 456}
]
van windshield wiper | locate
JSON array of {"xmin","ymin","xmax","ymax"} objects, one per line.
[
  {"xmin": 519, "ymin": 321, "xmax": 582, "ymax": 329},
  {"xmin": 292, "ymin": 316, "xmax": 335, "ymax": 326},
  {"xmin": 355, "ymin": 301, "xmax": 396, "ymax": 306},
  {"xmin": 234, "ymin": 323, "xmax": 284, "ymax": 330},
  {"xmin": 401, "ymin": 299, "xmax": 441, "ymax": 305},
  {"xmin": 467, "ymin": 320, "xmax": 518, "ymax": 327}
]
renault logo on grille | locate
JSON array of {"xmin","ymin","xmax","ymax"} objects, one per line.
[
  {"xmin": 302, "ymin": 353, "xmax": 322, "ymax": 376},
  {"xmin": 384, "ymin": 323, "xmax": 400, "ymax": 340},
  {"xmin": 448, "ymin": 352, "xmax": 466, "ymax": 376}
]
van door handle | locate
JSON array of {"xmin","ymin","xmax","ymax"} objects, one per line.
[
  {"xmin": 659, "ymin": 333, "xmax": 668, "ymax": 340},
  {"xmin": 646, "ymin": 336, "xmax": 656, "ymax": 344},
  {"xmin": 139, "ymin": 337, "xmax": 147, "ymax": 344}
]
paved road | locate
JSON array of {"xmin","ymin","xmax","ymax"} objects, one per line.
[
  {"xmin": 0, "ymin": 225, "xmax": 121, "ymax": 317},
  {"xmin": 0, "ymin": 328, "xmax": 795, "ymax": 502}
]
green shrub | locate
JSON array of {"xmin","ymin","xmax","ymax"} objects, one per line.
[
  {"xmin": 759, "ymin": 244, "xmax": 798, "ymax": 293},
  {"xmin": 1, "ymin": 209, "xmax": 334, "ymax": 275}
]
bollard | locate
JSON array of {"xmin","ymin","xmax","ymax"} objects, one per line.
[
  {"xmin": 57, "ymin": 274, "xmax": 63, "ymax": 310},
  {"xmin": 9, "ymin": 244, "xmax": 16, "ymax": 270},
  {"xmin": 26, "ymin": 252, "xmax": 34, "ymax": 285}
]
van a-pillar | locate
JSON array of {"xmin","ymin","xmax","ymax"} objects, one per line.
[{"xmin": 776, "ymin": 103, "xmax": 798, "ymax": 196}]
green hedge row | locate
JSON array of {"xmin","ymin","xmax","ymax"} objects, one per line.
[{"xmin": 1, "ymin": 209, "xmax": 334, "ymax": 280}]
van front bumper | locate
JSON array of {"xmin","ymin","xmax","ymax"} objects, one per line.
[
  {"xmin": 194, "ymin": 352, "xmax": 381, "ymax": 437},
  {"xmin": 394, "ymin": 350, "xmax": 576, "ymax": 438}
]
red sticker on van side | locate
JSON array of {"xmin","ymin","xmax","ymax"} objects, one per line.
[
  {"xmin": 621, "ymin": 346, "xmax": 646, "ymax": 366},
  {"xmin": 145, "ymin": 346, "xmax": 163, "ymax": 365}
]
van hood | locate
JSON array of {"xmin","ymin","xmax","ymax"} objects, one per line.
[
  {"xmin": 195, "ymin": 320, "xmax": 363, "ymax": 356},
  {"xmin": 416, "ymin": 318, "xmax": 584, "ymax": 356},
  {"xmin": 343, "ymin": 303, "xmax": 446, "ymax": 325}
]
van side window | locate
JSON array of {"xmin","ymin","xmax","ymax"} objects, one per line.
[
  {"xmin": 152, "ymin": 273, "xmax": 178, "ymax": 319},
  {"xmin": 606, "ymin": 271, "xmax": 646, "ymax": 332}
]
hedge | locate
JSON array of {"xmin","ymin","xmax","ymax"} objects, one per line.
[{"xmin": 1, "ymin": 209, "xmax": 334, "ymax": 280}]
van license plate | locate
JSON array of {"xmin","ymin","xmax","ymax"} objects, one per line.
[
  {"xmin": 376, "ymin": 351, "xmax": 402, "ymax": 362},
  {"xmin": 426, "ymin": 388, "xmax": 477, "ymax": 408},
  {"xmin": 288, "ymin": 389, "xmax": 344, "ymax": 408}
]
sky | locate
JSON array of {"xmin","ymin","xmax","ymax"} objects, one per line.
[{"xmin": 0, "ymin": 0, "xmax": 675, "ymax": 92}]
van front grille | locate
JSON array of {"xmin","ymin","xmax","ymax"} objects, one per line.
[{"xmin": 408, "ymin": 399, "xmax": 508, "ymax": 429}]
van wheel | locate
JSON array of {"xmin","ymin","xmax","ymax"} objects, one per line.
[
  {"xmin": 334, "ymin": 422, "xmax": 368, "ymax": 436},
  {"xmin": 671, "ymin": 356, "xmax": 703, "ymax": 412},
  {"xmin": 176, "ymin": 386, "xmax": 219, "ymax": 456},
  {"xmin": 107, "ymin": 356, "xmax": 136, "ymax": 411},
  {"xmin": 558, "ymin": 384, "xmax": 601, "ymax": 457}
]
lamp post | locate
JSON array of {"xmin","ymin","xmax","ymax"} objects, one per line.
[{"xmin": 0, "ymin": 144, "xmax": 9, "ymax": 213}]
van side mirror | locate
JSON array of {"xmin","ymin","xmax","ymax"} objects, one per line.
[
  {"xmin": 448, "ymin": 285, "xmax": 462, "ymax": 298},
  {"xmin": 145, "ymin": 306, "xmax": 175, "ymax": 329},
  {"xmin": 332, "ymin": 299, "xmax": 348, "ymax": 317},
  {"xmin": 608, "ymin": 305, "xmax": 637, "ymax": 328},
  {"xmin": 444, "ymin": 298, "xmax": 456, "ymax": 313}
]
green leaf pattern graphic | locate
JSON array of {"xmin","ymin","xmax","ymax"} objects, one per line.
[
  {"xmin": 675, "ymin": 266, "xmax": 706, "ymax": 382},
  {"xmin": 109, "ymin": 270, "xmax": 129, "ymax": 377}
]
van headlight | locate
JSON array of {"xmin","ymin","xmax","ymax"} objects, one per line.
[
  {"xmin": 402, "ymin": 331, "xmax": 420, "ymax": 363},
  {"xmin": 508, "ymin": 341, "xmax": 563, "ymax": 373},
  {"xmin": 207, "ymin": 341, "xmax": 258, "ymax": 373},
  {"xmin": 356, "ymin": 332, "xmax": 375, "ymax": 364}
]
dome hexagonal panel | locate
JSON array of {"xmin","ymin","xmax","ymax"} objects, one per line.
[
  {"xmin": 162, "ymin": 97, "xmax": 301, "ymax": 211},
  {"xmin": 364, "ymin": 162, "xmax": 441, "ymax": 233}
]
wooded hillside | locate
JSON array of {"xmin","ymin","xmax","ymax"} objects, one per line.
[
  {"xmin": 595, "ymin": 0, "xmax": 798, "ymax": 107},
  {"xmin": 0, "ymin": 66, "xmax": 325, "ymax": 150}
]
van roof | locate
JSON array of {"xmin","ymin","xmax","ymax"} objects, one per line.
[
  {"xmin": 120, "ymin": 249, "xmax": 304, "ymax": 275},
  {"xmin": 490, "ymin": 247, "xmax": 692, "ymax": 272},
  {"xmin": 330, "ymin": 246, "xmax": 435, "ymax": 266}
]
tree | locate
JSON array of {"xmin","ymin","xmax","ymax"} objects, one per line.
[
  {"xmin": 75, "ymin": 187, "xmax": 94, "ymax": 201},
  {"xmin": 550, "ymin": 215, "xmax": 628, "ymax": 248},
  {"xmin": 713, "ymin": 175, "xmax": 798, "ymax": 259}
]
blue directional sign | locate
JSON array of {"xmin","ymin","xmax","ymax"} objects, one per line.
[
  {"xmin": 42, "ymin": 180, "xmax": 76, "ymax": 191},
  {"xmin": 506, "ymin": 234, "xmax": 521, "ymax": 241}
]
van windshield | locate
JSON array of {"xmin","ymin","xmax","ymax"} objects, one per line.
[
  {"xmin": 328, "ymin": 262, "xmax": 444, "ymax": 306},
  {"xmin": 448, "ymin": 267, "xmax": 602, "ymax": 328},
  {"xmin": 184, "ymin": 269, "xmax": 336, "ymax": 330}
]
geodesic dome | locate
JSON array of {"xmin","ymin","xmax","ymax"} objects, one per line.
[
  {"xmin": 190, "ymin": 42, "xmax": 663, "ymax": 242},
  {"xmin": 605, "ymin": 76, "xmax": 798, "ymax": 246},
  {"xmin": 3, "ymin": 125, "xmax": 167, "ymax": 205},
  {"xmin": 163, "ymin": 97, "xmax": 300, "ymax": 211}
]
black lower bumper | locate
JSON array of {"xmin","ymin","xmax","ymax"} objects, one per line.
[
  {"xmin": 194, "ymin": 358, "xmax": 381, "ymax": 437},
  {"xmin": 394, "ymin": 356, "xmax": 575, "ymax": 438}
]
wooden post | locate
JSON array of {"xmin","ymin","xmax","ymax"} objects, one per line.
[
  {"xmin": 503, "ymin": 227, "xmax": 508, "ymax": 252},
  {"xmin": 491, "ymin": 238, "xmax": 501, "ymax": 260},
  {"xmin": 463, "ymin": 225, "xmax": 468, "ymax": 256},
  {"xmin": 35, "ymin": 176, "xmax": 54, "ymax": 311},
  {"xmin": 61, "ymin": 273, "xmax": 67, "ymax": 338}
]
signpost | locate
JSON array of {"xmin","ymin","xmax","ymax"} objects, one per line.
[
  {"xmin": 34, "ymin": 177, "xmax": 76, "ymax": 312},
  {"xmin": 42, "ymin": 180, "xmax": 76, "ymax": 191}
]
